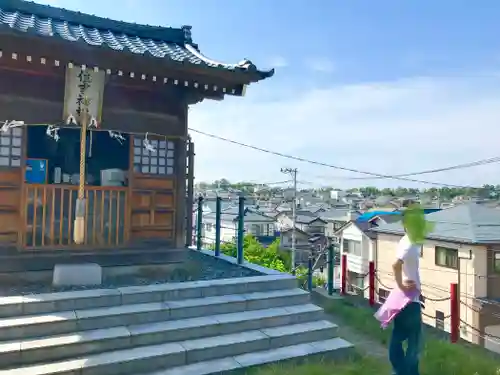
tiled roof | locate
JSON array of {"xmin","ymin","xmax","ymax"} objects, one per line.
[
  {"xmin": 203, "ymin": 200, "xmax": 234, "ymax": 213},
  {"xmin": 320, "ymin": 208, "xmax": 351, "ymax": 221},
  {"xmin": 296, "ymin": 215, "xmax": 326, "ymax": 224},
  {"xmin": 0, "ymin": 0, "xmax": 273, "ymax": 80},
  {"xmin": 203, "ymin": 207, "xmax": 275, "ymax": 223},
  {"xmin": 372, "ymin": 202, "xmax": 500, "ymax": 244}
]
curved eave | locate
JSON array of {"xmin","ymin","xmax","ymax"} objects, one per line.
[
  {"xmin": 0, "ymin": 3, "xmax": 274, "ymax": 87},
  {"xmin": 184, "ymin": 43, "xmax": 274, "ymax": 83}
]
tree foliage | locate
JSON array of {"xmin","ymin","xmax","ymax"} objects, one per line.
[
  {"xmin": 199, "ymin": 179, "xmax": 499, "ymax": 201},
  {"xmin": 214, "ymin": 235, "xmax": 289, "ymax": 272},
  {"xmin": 358, "ymin": 185, "xmax": 498, "ymax": 200},
  {"xmin": 211, "ymin": 235, "xmax": 325, "ymax": 288}
]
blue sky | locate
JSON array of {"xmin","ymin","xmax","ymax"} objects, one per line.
[{"xmin": 35, "ymin": 0, "xmax": 500, "ymax": 188}]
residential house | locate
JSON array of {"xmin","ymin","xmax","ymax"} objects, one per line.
[
  {"xmin": 331, "ymin": 202, "xmax": 352, "ymax": 210},
  {"xmin": 302, "ymin": 203, "xmax": 329, "ymax": 214},
  {"xmin": 254, "ymin": 204, "xmax": 281, "ymax": 219},
  {"xmin": 337, "ymin": 220, "xmax": 377, "ymax": 298},
  {"xmin": 321, "ymin": 208, "xmax": 360, "ymax": 238},
  {"xmin": 276, "ymin": 210, "xmax": 327, "ymax": 235},
  {"xmin": 362, "ymin": 209, "xmax": 440, "ymax": 227},
  {"xmin": 280, "ymin": 228, "xmax": 311, "ymax": 264},
  {"xmin": 275, "ymin": 202, "xmax": 293, "ymax": 212},
  {"xmin": 280, "ymin": 228, "xmax": 331, "ymax": 267},
  {"xmin": 330, "ymin": 189, "xmax": 346, "ymax": 201},
  {"xmin": 368, "ymin": 213, "xmax": 403, "ymax": 227},
  {"xmin": 201, "ymin": 199, "xmax": 233, "ymax": 214},
  {"xmin": 372, "ymin": 203, "xmax": 500, "ymax": 352},
  {"xmin": 356, "ymin": 210, "xmax": 398, "ymax": 222},
  {"xmin": 316, "ymin": 189, "xmax": 332, "ymax": 202},
  {"xmin": 344, "ymin": 192, "xmax": 364, "ymax": 206},
  {"xmin": 191, "ymin": 198, "xmax": 234, "ymax": 239},
  {"xmin": 202, "ymin": 207, "xmax": 276, "ymax": 247}
]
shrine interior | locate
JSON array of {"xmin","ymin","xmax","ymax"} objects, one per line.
[{"xmin": 26, "ymin": 126, "xmax": 130, "ymax": 187}]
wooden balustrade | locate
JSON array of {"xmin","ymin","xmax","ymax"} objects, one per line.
[{"xmin": 24, "ymin": 184, "xmax": 128, "ymax": 248}]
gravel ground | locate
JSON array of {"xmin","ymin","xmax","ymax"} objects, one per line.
[{"xmin": 0, "ymin": 250, "xmax": 261, "ymax": 296}]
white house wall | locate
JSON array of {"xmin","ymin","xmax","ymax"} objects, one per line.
[
  {"xmin": 276, "ymin": 215, "xmax": 293, "ymax": 230},
  {"xmin": 342, "ymin": 224, "xmax": 369, "ymax": 275},
  {"xmin": 343, "ymin": 224, "xmax": 363, "ymax": 242},
  {"xmin": 202, "ymin": 219, "xmax": 236, "ymax": 246}
]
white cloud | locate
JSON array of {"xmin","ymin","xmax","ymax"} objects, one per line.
[
  {"xmin": 189, "ymin": 73, "xmax": 500, "ymax": 189},
  {"xmin": 305, "ymin": 58, "xmax": 335, "ymax": 73},
  {"xmin": 267, "ymin": 56, "xmax": 289, "ymax": 69}
]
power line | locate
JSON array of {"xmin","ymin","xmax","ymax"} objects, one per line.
[
  {"xmin": 189, "ymin": 128, "xmax": 481, "ymax": 188},
  {"xmin": 346, "ymin": 156, "xmax": 500, "ymax": 180},
  {"xmin": 304, "ymin": 156, "xmax": 500, "ymax": 182}
]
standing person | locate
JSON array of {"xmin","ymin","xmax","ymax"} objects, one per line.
[{"xmin": 389, "ymin": 228, "xmax": 423, "ymax": 375}]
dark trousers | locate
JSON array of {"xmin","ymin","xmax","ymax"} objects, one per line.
[{"xmin": 389, "ymin": 302, "xmax": 422, "ymax": 375}]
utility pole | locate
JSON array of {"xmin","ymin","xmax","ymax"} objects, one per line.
[{"xmin": 281, "ymin": 167, "xmax": 298, "ymax": 273}]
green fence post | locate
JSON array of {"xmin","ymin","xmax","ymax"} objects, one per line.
[
  {"xmin": 237, "ymin": 196, "xmax": 245, "ymax": 264},
  {"xmin": 196, "ymin": 196, "xmax": 203, "ymax": 250}
]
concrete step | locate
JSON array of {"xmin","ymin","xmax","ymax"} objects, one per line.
[
  {"xmin": 0, "ymin": 288, "xmax": 309, "ymax": 341},
  {"xmin": 150, "ymin": 338, "xmax": 355, "ymax": 375},
  {"xmin": 0, "ymin": 323, "xmax": 344, "ymax": 375},
  {"xmin": 0, "ymin": 304, "xmax": 326, "ymax": 367},
  {"xmin": 0, "ymin": 275, "xmax": 297, "ymax": 318}
]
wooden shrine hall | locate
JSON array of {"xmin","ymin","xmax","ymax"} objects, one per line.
[{"xmin": 0, "ymin": 0, "xmax": 273, "ymax": 257}]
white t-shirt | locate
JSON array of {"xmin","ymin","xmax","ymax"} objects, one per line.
[{"xmin": 396, "ymin": 235, "xmax": 421, "ymax": 302}]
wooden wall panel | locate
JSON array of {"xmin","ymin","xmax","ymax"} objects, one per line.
[
  {"xmin": 129, "ymin": 172, "xmax": 176, "ymax": 244},
  {"xmin": 132, "ymin": 174, "xmax": 175, "ymax": 190},
  {"xmin": 0, "ymin": 169, "xmax": 22, "ymax": 246}
]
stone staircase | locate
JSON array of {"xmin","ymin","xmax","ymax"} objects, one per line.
[{"xmin": 0, "ymin": 274, "xmax": 354, "ymax": 375}]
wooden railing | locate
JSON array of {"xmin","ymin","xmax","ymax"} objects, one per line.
[{"xmin": 24, "ymin": 184, "xmax": 128, "ymax": 248}]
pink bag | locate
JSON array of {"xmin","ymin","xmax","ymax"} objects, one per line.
[{"xmin": 374, "ymin": 288, "xmax": 419, "ymax": 329}]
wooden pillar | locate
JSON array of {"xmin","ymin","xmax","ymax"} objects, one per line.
[
  {"xmin": 174, "ymin": 138, "xmax": 187, "ymax": 248},
  {"xmin": 185, "ymin": 140, "xmax": 194, "ymax": 246}
]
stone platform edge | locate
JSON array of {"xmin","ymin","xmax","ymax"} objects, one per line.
[{"xmin": 0, "ymin": 273, "xmax": 297, "ymax": 307}]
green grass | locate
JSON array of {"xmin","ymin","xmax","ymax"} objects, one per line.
[
  {"xmin": 323, "ymin": 296, "xmax": 500, "ymax": 375},
  {"xmin": 249, "ymin": 356, "xmax": 390, "ymax": 375},
  {"xmin": 251, "ymin": 296, "xmax": 500, "ymax": 375}
]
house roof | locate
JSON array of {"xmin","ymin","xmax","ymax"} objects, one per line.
[
  {"xmin": 276, "ymin": 209, "xmax": 326, "ymax": 225},
  {"xmin": 335, "ymin": 220, "xmax": 377, "ymax": 240},
  {"xmin": 280, "ymin": 227, "xmax": 310, "ymax": 237},
  {"xmin": 372, "ymin": 202, "xmax": 500, "ymax": 244},
  {"xmin": 296, "ymin": 215, "xmax": 326, "ymax": 225},
  {"xmin": 0, "ymin": 0, "xmax": 273, "ymax": 81},
  {"xmin": 369, "ymin": 213, "xmax": 402, "ymax": 224},
  {"xmin": 320, "ymin": 208, "xmax": 352, "ymax": 221},
  {"xmin": 357, "ymin": 211, "xmax": 399, "ymax": 222},
  {"xmin": 203, "ymin": 207, "xmax": 274, "ymax": 223},
  {"xmin": 203, "ymin": 200, "xmax": 233, "ymax": 213},
  {"xmin": 243, "ymin": 209, "xmax": 276, "ymax": 223}
]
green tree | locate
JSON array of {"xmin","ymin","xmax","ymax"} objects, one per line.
[
  {"xmin": 211, "ymin": 235, "xmax": 288, "ymax": 272},
  {"xmin": 359, "ymin": 186, "xmax": 379, "ymax": 197},
  {"xmin": 209, "ymin": 235, "xmax": 326, "ymax": 289},
  {"xmin": 380, "ymin": 188, "xmax": 394, "ymax": 196}
]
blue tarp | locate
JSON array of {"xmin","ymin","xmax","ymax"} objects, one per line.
[
  {"xmin": 356, "ymin": 209, "xmax": 441, "ymax": 222},
  {"xmin": 357, "ymin": 211, "xmax": 400, "ymax": 222}
]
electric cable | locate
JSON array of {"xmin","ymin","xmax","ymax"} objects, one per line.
[
  {"xmin": 189, "ymin": 128, "xmax": 484, "ymax": 188},
  {"xmin": 338, "ymin": 156, "xmax": 500, "ymax": 180}
]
